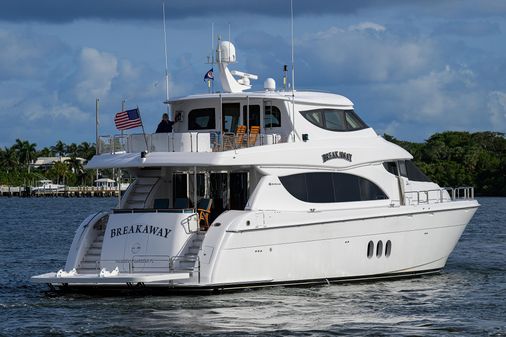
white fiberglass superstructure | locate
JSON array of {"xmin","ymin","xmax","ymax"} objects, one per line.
[{"xmin": 32, "ymin": 41, "xmax": 479, "ymax": 292}]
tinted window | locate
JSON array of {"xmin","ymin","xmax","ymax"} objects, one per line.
[
  {"xmin": 300, "ymin": 109, "xmax": 368, "ymax": 131},
  {"xmin": 242, "ymin": 105, "xmax": 261, "ymax": 128},
  {"xmin": 278, "ymin": 174, "xmax": 307, "ymax": 201},
  {"xmin": 306, "ymin": 173, "xmax": 334, "ymax": 202},
  {"xmin": 279, "ymin": 172, "xmax": 388, "ymax": 203},
  {"xmin": 383, "ymin": 162, "xmax": 398, "ymax": 175},
  {"xmin": 264, "ymin": 105, "xmax": 281, "ymax": 128},
  {"xmin": 188, "ymin": 108, "xmax": 215, "ymax": 130},
  {"xmin": 405, "ymin": 161, "xmax": 431, "ymax": 182},
  {"xmin": 323, "ymin": 110, "xmax": 346, "ymax": 130},
  {"xmin": 383, "ymin": 161, "xmax": 432, "ymax": 182},
  {"xmin": 222, "ymin": 103, "xmax": 240, "ymax": 132}
]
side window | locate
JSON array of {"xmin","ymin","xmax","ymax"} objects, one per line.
[
  {"xmin": 279, "ymin": 172, "xmax": 388, "ymax": 203},
  {"xmin": 306, "ymin": 173, "xmax": 334, "ymax": 202},
  {"xmin": 383, "ymin": 161, "xmax": 432, "ymax": 182},
  {"xmin": 242, "ymin": 105, "xmax": 261, "ymax": 128},
  {"xmin": 188, "ymin": 108, "xmax": 216, "ymax": 130},
  {"xmin": 300, "ymin": 109, "xmax": 368, "ymax": 131},
  {"xmin": 264, "ymin": 105, "xmax": 281, "ymax": 128},
  {"xmin": 405, "ymin": 161, "xmax": 431, "ymax": 182}
]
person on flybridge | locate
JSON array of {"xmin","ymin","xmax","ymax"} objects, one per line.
[{"xmin": 155, "ymin": 113, "xmax": 175, "ymax": 133}]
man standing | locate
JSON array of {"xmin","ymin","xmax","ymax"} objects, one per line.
[{"xmin": 156, "ymin": 113, "xmax": 175, "ymax": 133}]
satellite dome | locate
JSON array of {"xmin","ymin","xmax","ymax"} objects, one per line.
[
  {"xmin": 264, "ymin": 78, "xmax": 276, "ymax": 91},
  {"xmin": 217, "ymin": 41, "xmax": 236, "ymax": 64}
]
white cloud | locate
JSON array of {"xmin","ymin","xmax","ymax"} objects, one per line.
[
  {"xmin": 0, "ymin": 28, "xmax": 65, "ymax": 80},
  {"xmin": 349, "ymin": 22, "xmax": 386, "ymax": 32},
  {"xmin": 73, "ymin": 47, "xmax": 119, "ymax": 104},
  {"xmin": 297, "ymin": 25, "xmax": 435, "ymax": 84}
]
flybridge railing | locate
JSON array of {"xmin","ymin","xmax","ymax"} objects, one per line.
[
  {"xmin": 402, "ymin": 187, "xmax": 475, "ymax": 206},
  {"xmin": 98, "ymin": 132, "xmax": 212, "ymax": 154},
  {"xmin": 98, "ymin": 132, "xmax": 283, "ymax": 155}
]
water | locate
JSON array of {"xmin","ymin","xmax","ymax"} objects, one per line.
[{"xmin": 0, "ymin": 197, "xmax": 504, "ymax": 336}]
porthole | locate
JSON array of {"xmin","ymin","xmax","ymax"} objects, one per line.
[
  {"xmin": 376, "ymin": 240, "xmax": 383, "ymax": 258},
  {"xmin": 367, "ymin": 241, "xmax": 374, "ymax": 259},
  {"xmin": 385, "ymin": 240, "xmax": 392, "ymax": 257}
]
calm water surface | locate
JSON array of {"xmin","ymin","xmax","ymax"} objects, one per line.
[{"xmin": 0, "ymin": 197, "xmax": 504, "ymax": 336}]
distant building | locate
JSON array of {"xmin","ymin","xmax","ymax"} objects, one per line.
[{"xmin": 32, "ymin": 156, "xmax": 87, "ymax": 172}]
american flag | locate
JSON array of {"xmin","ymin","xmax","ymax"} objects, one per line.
[{"xmin": 114, "ymin": 108, "xmax": 142, "ymax": 130}]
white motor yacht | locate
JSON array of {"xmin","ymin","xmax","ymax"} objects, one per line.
[
  {"xmin": 32, "ymin": 41, "xmax": 479, "ymax": 292},
  {"xmin": 32, "ymin": 179, "xmax": 65, "ymax": 192}
]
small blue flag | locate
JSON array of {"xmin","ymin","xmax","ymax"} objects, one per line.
[{"xmin": 204, "ymin": 68, "xmax": 214, "ymax": 81}]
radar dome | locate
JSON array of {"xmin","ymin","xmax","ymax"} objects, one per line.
[
  {"xmin": 264, "ymin": 78, "xmax": 276, "ymax": 91},
  {"xmin": 217, "ymin": 41, "xmax": 236, "ymax": 64}
]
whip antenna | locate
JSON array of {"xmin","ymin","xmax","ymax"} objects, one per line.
[
  {"xmin": 290, "ymin": 0, "xmax": 297, "ymax": 141},
  {"xmin": 162, "ymin": 2, "xmax": 170, "ymax": 116}
]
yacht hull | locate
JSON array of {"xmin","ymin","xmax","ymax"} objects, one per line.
[{"xmin": 33, "ymin": 201, "xmax": 478, "ymax": 292}]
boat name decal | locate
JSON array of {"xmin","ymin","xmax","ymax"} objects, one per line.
[
  {"xmin": 110, "ymin": 224, "xmax": 172, "ymax": 239},
  {"xmin": 322, "ymin": 151, "xmax": 352, "ymax": 163}
]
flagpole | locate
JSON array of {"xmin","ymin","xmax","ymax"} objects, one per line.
[
  {"xmin": 137, "ymin": 106, "xmax": 149, "ymax": 152},
  {"xmin": 95, "ymin": 98, "xmax": 100, "ymax": 182}
]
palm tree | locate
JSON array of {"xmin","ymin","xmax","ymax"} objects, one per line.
[
  {"xmin": 0, "ymin": 146, "xmax": 20, "ymax": 184},
  {"xmin": 77, "ymin": 142, "xmax": 96, "ymax": 160},
  {"xmin": 52, "ymin": 140, "xmax": 66, "ymax": 157},
  {"xmin": 66, "ymin": 143, "xmax": 78, "ymax": 158},
  {"xmin": 65, "ymin": 156, "xmax": 84, "ymax": 175},
  {"xmin": 49, "ymin": 161, "xmax": 70, "ymax": 185},
  {"xmin": 12, "ymin": 139, "xmax": 37, "ymax": 172},
  {"xmin": 38, "ymin": 147, "xmax": 54, "ymax": 157}
]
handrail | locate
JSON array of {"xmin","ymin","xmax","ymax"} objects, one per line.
[
  {"xmin": 98, "ymin": 131, "xmax": 282, "ymax": 154},
  {"xmin": 180, "ymin": 213, "xmax": 199, "ymax": 234},
  {"xmin": 169, "ymin": 255, "xmax": 201, "ymax": 283},
  {"xmin": 93, "ymin": 254, "xmax": 201, "ymax": 279},
  {"xmin": 402, "ymin": 186, "xmax": 474, "ymax": 206}
]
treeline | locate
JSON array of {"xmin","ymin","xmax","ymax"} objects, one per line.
[
  {"xmin": 385, "ymin": 131, "xmax": 506, "ymax": 196},
  {"xmin": 0, "ymin": 139, "xmax": 97, "ymax": 186}
]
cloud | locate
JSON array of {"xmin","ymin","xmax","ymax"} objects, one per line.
[
  {"xmin": 71, "ymin": 48, "xmax": 119, "ymax": 104},
  {"xmin": 349, "ymin": 22, "xmax": 386, "ymax": 32},
  {"xmin": 0, "ymin": 0, "xmax": 468, "ymax": 23},
  {"xmin": 432, "ymin": 20, "xmax": 500, "ymax": 37},
  {"xmin": 488, "ymin": 91, "xmax": 506, "ymax": 131},
  {"xmin": 0, "ymin": 28, "xmax": 66, "ymax": 80},
  {"xmin": 294, "ymin": 25, "xmax": 436, "ymax": 85}
]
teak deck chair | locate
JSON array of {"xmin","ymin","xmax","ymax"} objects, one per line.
[
  {"xmin": 248, "ymin": 126, "xmax": 260, "ymax": 146},
  {"xmin": 197, "ymin": 198, "xmax": 213, "ymax": 230}
]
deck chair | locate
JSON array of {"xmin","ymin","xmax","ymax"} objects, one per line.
[
  {"xmin": 153, "ymin": 198, "xmax": 170, "ymax": 209},
  {"xmin": 222, "ymin": 133, "xmax": 235, "ymax": 151},
  {"xmin": 247, "ymin": 126, "xmax": 260, "ymax": 147},
  {"xmin": 197, "ymin": 198, "xmax": 213, "ymax": 230},
  {"xmin": 234, "ymin": 125, "xmax": 247, "ymax": 148}
]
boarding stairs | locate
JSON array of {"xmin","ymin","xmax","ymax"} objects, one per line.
[
  {"xmin": 77, "ymin": 228, "xmax": 106, "ymax": 274},
  {"xmin": 124, "ymin": 177, "xmax": 158, "ymax": 208},
  {"xmin": 172, "ymin": 232, "xmax": 206, "ymax": 273}
]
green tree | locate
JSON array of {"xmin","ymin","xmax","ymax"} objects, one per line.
[{"xmin": 51, "ymin": 140, "xmax": 66, "ymax": 157}]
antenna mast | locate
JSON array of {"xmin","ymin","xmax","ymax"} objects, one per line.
[
  {"xmin": 290, "ymin": 0, "xmax": 295, "ymax": 92},
  {"xmin": 290, "ymin": 0, "xmax": 297, "ymax": 141},
  {"xmin": 162, "ymin": 2, "xmax": 171, "ymax": 116}
]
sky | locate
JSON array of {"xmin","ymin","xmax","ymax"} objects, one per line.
[{"xmin": 1, "ymin": 0, "xmax": 506, "ymax": 148}]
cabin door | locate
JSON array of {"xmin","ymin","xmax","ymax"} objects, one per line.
[
  {"xmin": 230, "ymin": 172, "xmax": 248, "ymax": 210},
  {"xmin": 222, "ymin": 103, "xmax": 240, "ymax": 132}
]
